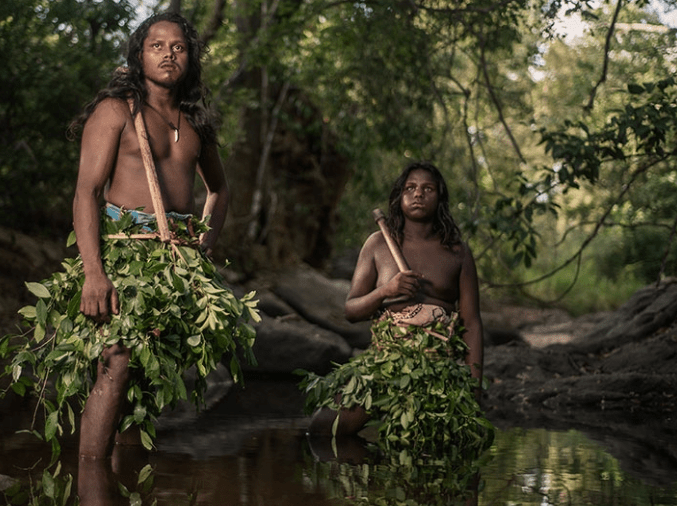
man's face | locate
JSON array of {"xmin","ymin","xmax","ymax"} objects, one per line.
[
  {"xmin": 401, "ymin": 169, "xmax": 439, "ymax": 221},
  {"xmin": 141, "ymin": 21, "xmax": 189, "ymax": 89}
]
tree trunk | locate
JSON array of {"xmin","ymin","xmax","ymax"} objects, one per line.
[{"xmin": 218, "ymin": 1, "xmax": 352, "ymax": 275}]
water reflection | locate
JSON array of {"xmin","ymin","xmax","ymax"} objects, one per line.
[
  {"xmin": 306, "ymin": 434, "xmax": 483, "ymax": 505},
  {"xmin": 479, "ymin": 427, "xmax": 677, "ymax": 505},
  {"xmin": 1, "ymin": 416, "xmax": 676, "ymax": 505}
]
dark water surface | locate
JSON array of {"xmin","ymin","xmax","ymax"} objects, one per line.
[{"xmin": 1, "ymin": 378, "xmax": 676, "ymax": 505}]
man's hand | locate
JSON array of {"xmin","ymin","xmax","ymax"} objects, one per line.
[
  {"xmin": 199, "ymin": 239, "xmax": 213, "ymax": 259},
  {"xmin": 80, "ymin": 272, "xmax": 120, "ymax": 323}
]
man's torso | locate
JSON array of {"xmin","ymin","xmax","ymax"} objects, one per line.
[{"xmin": 103, "ymin": 99, "xmax": 202, "ymax": 215}]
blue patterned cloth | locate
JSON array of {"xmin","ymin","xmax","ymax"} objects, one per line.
[{"xmin": 105, "ymin": 203, "xmax": 192, "ymax": 231}]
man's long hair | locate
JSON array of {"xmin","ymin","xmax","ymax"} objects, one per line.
[
  {"xmin": 68, "ymin": 12, "xmax": 216, "ymax": 145},
  {"xmin": 385, "ymin": 161, "xmax": 462, "ymax": 247}
]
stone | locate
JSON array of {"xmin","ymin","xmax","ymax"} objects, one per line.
[
  {"xmin": 272, "ymin": 264, "xmax": 372, "ymax": 349},
  {"xmin": 245, "ymin": 312, "xmax": 352, "ymax": 375}
]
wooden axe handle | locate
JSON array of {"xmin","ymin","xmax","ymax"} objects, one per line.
[{"xmin": 372, "ymin": 208, "xmax": 409, "ymax": 272}]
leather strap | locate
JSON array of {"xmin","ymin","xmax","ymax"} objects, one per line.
[{"xmin": 127, "ymin": 98, "xmax": 171, "ymax": 242}]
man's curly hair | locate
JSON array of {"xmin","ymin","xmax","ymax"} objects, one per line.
[
  {"xmin": 68, "ymin": 12, "xmax": 216, "ymax": 145},
  {"xmin": 385, "ymin": 161, "xmax": 462, "ymax": 248}
]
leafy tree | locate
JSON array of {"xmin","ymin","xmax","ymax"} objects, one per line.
[
  {"xmin": 3, "ymin": 0, "xmax": 677, "ymax": 299},
  {"xmin": 528, "ymin": 4, "xmax": 677, "ymax": 293},
  {"xmin": 0, "ymin": 0, "xmax": 134, "ymax": 235}
]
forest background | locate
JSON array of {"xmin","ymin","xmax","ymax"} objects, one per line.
[{"xmin": 1, "ymin": 0, "xmax": 676, "ymax": 317}]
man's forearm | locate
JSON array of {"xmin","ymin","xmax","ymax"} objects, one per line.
[
  {"xmin": 200, "ymin": 187, "xmax": 228, "ymax": 252},
  {"xmin": 73, "ymin": 192, "xmax": 105, "ymax": 276}
]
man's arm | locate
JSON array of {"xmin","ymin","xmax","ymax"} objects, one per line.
[
  {"xmin": 458, "ymin": 244, "xmax": 484, "ymax": 388},
  {"xmin": 196, "ymin": 141, "xmax": 229, "ymax": 255},
  {"xmin": 72, "ymin": 98, "xmax": 126, "ymax": 320}
]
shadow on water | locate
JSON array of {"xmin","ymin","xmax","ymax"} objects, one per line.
[{"xmin": 1, "ymin": 377, "xmax": 677, "ymax": 505}]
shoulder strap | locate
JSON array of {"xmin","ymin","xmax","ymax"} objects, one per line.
[{"xmin": 127, "ymin": 98, "xmax": 171, "ymax": 242}]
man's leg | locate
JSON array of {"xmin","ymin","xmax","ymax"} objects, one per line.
[
  {"xmin": 79, "ymin": 343, "xmax": 130, "ymax": 459},
  {"xmin": 308, "ymin": 404, "xmax": 370, "ymax": 436}
]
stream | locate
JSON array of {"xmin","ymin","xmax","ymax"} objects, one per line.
[{"xmin": 1, "ymin": 377, "xmax": 676, "ymax": 505}]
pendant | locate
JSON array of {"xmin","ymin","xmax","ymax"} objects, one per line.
[{"xmin": 173, "ymin": 128, "xmax": 179, "ymax": 143}]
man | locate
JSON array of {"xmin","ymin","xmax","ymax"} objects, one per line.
[
  {"xmin": 305, "ymin": 162, "xmax": 486, "ymax": 442},
  {"xmin": 71, "ymin": 13, "xmax": 229, "ymax": 459}
]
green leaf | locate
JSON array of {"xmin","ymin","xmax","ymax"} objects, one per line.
[
  {"xmin": 45, "ymin": 411, "xmax": 59, "ymax": 441},
  {"xmin": 36, "ymin": 299, "xmax": 48, "ymax": 327},
  {"xmin": 66, "ymin": 402, "xmax": 76, "ymax": 434},
  {"xmin": 12, "ymin": 364, "xmax": 22, "ymax": 382},
  {"xmin": 133, "ymin": 403, "xmax": 147, "ymax": 423},
  {"xmin": 137, "ymin": 464, "xmax": 154, "ymax": 485},
  {"xmin": 26, "ymin": 282, "xmax": 51, "ymax": 299},
  {"xmin": 67, "ymin": 292, "xmax": 81, "ymax": 319},
  {"xmin": 11, "ymin": 381, "xmax": 26, "ymax": 396},
  {"xmin": 42, "ymin": 469, "xmax": 56, "ymax": 499},
  {"xmin": 186, "ymin": 335, "xmax": 201, "ymax": 347},
  {"xmin": 34, "ymin": 323, "xmax": 46, "ymax": 343},
  {"xmin": 139, "ymin": 430, "xmax": 154, "ymax": 451},
  {"xmin": 130, "ymin": 492, "xmax": 143, "ymax": 506},
  {"xmin": 18, "ymin": 305, "xmax": 37, "ymax": 320},
  {"xmin": 400, "ymin": 411, "xmax": 409, "ymax": 430}
]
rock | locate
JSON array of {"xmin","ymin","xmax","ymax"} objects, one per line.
[
  {"xmin": 245, "ymin": 312, "xmax": 352, "ymax": 375},
  {"xmin": 329, "ymin": 247, "xmax": 360, "ymax": 280},
  {"xmin": 0, "ymin": 227, "xmax": 68, "ymax": 334},
  {"xmin": 577, "ymin": 279, "xmax": 677, "ymax": 353},
  {"xmin": 155, "ymin": 363, "xmax": 234, "ymax": 431},
  {"xmin": 272, "ymin": 264, "xmax": 372, "ymax": 349},
  {"xmin": 483, "ymin": 279, "xmax": 677, "ymax": 434},
  {"xmin": 256, "ymin": 290, "xmax": 297, "ymax": 318}
]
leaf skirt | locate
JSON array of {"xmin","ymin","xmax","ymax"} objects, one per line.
[
  {"xmin": 300, "ymin": 306, "xmax": 494, "ymax": 458},
  {"xmin": 0, "ymin": 209, "xmax": 259, "ymax": 453}
]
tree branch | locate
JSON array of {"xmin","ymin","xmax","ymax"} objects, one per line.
[
  {"xmin": 483, "ymin": 157, "xmax": 659, "ymax": 290},
  {"xmin": 200, "ymin": 0, "xmax": 228, "ymax": 45},
  {"xmin": 584, "ymin": 0, "xmax": 623, "ymax": 112},
  {"xmin": 247, "ymin": 81, "xmax": 291, "ymax": 241},
  {"xmin": 479, "ymin": 40, "xmax": 525, "ymax": 163}
]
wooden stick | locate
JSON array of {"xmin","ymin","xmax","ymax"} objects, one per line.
[
  {"xmin": 372, "ymin": 208, "xmax": 409, "ymax": 272},
  {"xmin": 128, "ymin": 99, "xmax": 171, "ymax": 243}
]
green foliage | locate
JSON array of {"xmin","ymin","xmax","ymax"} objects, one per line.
[
  {"xmin": 307, "ymin": 451, "xmax": 492, "ymax": 506},
  {"xmin": 0, "ymin": 0, "xmax": 134, "ymax": 234},
  {"xmin": 299, "ymin": 314, "xmax": 493, "ymax": 505},
  {"xmin": 1, "ymin": 461, "xmax": 158, "ymax": 505},
  {"xmin": 0, "ymin": 213, "xmax": 259, "ymax": 458},
  {"xmin": 540, "ymin": 77, "xmax": 677, "ymax": 182},
  {"xmin": 2, "ymin": 461, "xmax": 75, "ymax": 506},
  {"xmin": 3, "ymin": 0, "xmax": 676, "ymax": 307},
  {"xmin": 299, "ymin": 316, "xmax": 494, "ymax": 459}
]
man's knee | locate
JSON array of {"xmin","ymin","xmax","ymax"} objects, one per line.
[{"xmin": 100, "ymin": 343, "xmax": 131, "ymax": 381}]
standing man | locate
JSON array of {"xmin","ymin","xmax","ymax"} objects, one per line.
[{"xmin": 71, "ymin": 12, "xmax": 229, "ymax": 459}]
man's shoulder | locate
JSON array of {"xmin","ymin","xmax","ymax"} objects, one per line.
[{"xmin": 89, "ymin": 97, "xmax": 131, "ymax": 124}]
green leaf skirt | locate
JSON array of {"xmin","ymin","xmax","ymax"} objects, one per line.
[
  {"xmin": 0, "ymin": 208, "xmax": 259, "ymax": 454},
  {"xmin": 300, "ymin": 304, "xmax": 494, "ymax": 458}
]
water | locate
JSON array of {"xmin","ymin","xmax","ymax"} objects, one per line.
[{"xmin": 1, "ymin": 379, "xmax": 676, "ymax": 505}]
